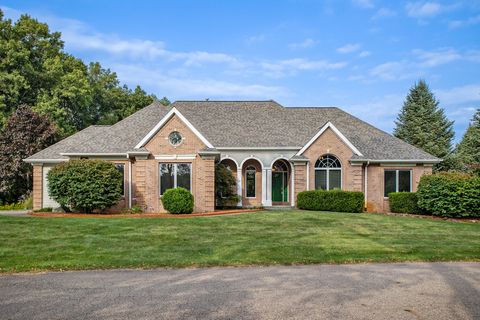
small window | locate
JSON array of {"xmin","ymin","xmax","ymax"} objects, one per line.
[
  {"xmin": 159, "ymin": 163, "xmax": 191, "ymax": 195},
  {"xmin": 115, "ymin": 163, "xmax": 125, "ymax": 196},
  {"xmin": 384, "ymin": 170, "xmax": 412, "ymax": 197},
  {"xmin": 314, "ymin": 154, "xmax": 342, "ymax": 190},
  {"xmin": 245, "ymin": 165, "xmax": 256, "ymax": 198}
]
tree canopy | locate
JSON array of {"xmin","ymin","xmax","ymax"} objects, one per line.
[
  {"xmin": 455, "ymin": 109, "xmax": 480, "ymax": 174},
  {"xmin": 394, "ymin": 80, "xmax": 455, "ymax": 170},
  {"xmin": 0, "ymin": 9, "xmax": 165, "ymax": 136},
  {"xmin": 0, "ymin": 106, "xmax": 57, "ymax": 203}
]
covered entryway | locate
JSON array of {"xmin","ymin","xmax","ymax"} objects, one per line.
[{"xmin": 271, "ymin": 159, "xmax": 291, "ymax": 205}]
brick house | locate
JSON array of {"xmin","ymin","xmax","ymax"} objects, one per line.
[{"xmin": 25, "ymin": 100, "xmax": 440, "ymax": 213}]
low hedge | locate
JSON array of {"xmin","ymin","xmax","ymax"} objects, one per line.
[
  {"xmin": 417, "ymin": 172, "xmax": 480, "ymax": 218},
  {"xmin": 297, "ymin": 190, "xmax": 364, "ymax": 213},
  {"xmin": 161, "ymin": 187, "xmax": 194, "ymax": 214},
  {"xmin": 388, "ymin": 192, "xmax": 422, "ymax": 214}
]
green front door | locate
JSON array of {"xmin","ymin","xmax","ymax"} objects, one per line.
[{"xmin": 272, "ymin": 172, "xmax": 288, "ymax": 202}]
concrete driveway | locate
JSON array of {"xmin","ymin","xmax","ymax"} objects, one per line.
[{"xmin": 0, "ymin": 262, "xmax": 478, "ymax": 320}]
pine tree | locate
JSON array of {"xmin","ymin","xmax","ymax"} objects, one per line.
[
  {"xmin": 455, "ymin": 109, "xmax": 480, "ymax": 173},
  {"xmin": 394, "ymin": 80, "xmax": 455, "ymax": 170}
]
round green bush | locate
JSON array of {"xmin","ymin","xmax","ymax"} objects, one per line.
[
  {"xmin": 417, "ymin": 172, "xmax": 480, "ymax": 217},
  {"xmin": 47, "ymin": 160, "xmax": 123, "ymax": 213},
  {"xmin": 161, "ymin": 187, "xmax": 194, "ymax": 214}
]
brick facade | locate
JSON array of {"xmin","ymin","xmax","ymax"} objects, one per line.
[{"xmin": 32, "ymin": 165, "xmax": 42, "ymax": 210}]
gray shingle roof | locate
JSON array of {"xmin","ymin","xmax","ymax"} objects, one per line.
[{"xmin": 26, "ymin": 100, "xmax": 440, "ymax": 162}]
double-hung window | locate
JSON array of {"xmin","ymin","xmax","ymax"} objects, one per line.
[
  {"xmin": 159, "ymin": 163, "xmax": 192, "ymax": 195},
  {"xmin": 245, "ymin": 165, "xmax": 256, "ymax": 198},
  {"xmin": 384, "ymin": 170, "xmax": 412, "ymax": 197},
  {"xmin": 314, "ymin": 154, "xmax": 342, "ymax": 190}
]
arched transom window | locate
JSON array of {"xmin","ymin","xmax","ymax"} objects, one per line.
[{"xmin": 314, "ymin": 154, "xmax": 342, "ymax": 190}]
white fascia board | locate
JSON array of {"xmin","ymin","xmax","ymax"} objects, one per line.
[
  {"xmin": 296, "ymin": 122, "xmax": 363, "ymax": 157},
  {"xmin": 154, "ymin": 154, "xmax": 197, "ymax": 160},
  {"xmin": 350, "ymin": 159, "xmax": 442, "ymax": 164},
  {"xmin": 135, "ymin": 107, "xmax": 214, "ymax": 149},
  {"xmin": 218, "ymin": 146, "xmax": 302, "ymax": 150},
  {"xmin": 60, "ymin": 153, "xmax": 127, "ymax": 157}
]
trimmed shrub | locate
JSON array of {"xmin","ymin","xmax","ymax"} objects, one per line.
[
  {"xmin": 297, "ymin": 190, "xmax": 364, "ymax": 213},
  {"xmin": 47, "ymin": 160, "xmax": 123, "ymax": 213},
  {"xmin": 388, "ymin": 192, "xmax": 422, "ymax": 214},
  {"xmin": 417, "ymin": 172, "xmax": 480, "ymax": 217},
  {"xmin": 0, "ymin": 202, "xmax": 25, "ymax": 210},
  {"xmin": 161, "ymin": 187, "xmax": 194, "ymax": 214}
]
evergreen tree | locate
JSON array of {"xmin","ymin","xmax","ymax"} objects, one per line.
[
  {"xmin": 394, "ymin": 80, "xmax": 455, "ymax": 170},
  {"xmin": 455, "ymin": 109, "xmax": 480, "ymax": 174}
]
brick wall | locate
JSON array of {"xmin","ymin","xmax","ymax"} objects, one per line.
[{"xmin": 32, "ymin": 165, "xmax": 42, "ymax": 210}]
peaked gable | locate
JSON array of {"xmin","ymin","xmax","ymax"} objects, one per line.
[
  {"xmin": 135, "ymin": 107, "xmax": 214, "ymax": 149},
  {"xmin": 296, "ymin": 122, "xmax": 363, "ymax": 156}
]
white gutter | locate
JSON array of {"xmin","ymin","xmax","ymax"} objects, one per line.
[
  {"xmin": 60, "ymin": 153, "xmax": 128, "ymax": 157},
  {"xmin": 351, "ymin": 159, "xmax": 442, "ymax": 164},
  {"xmin": 217, "ymin": 147, "xmax": 302, "ymax": 151}
]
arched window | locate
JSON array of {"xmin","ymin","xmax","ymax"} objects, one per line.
[
  {"xmin": 245, "ymin": 165, "xmax": 256, "ymax": 198},
  {"xmin": 314, "ymin": 154, "xmax": 342, "ymax": 190}
]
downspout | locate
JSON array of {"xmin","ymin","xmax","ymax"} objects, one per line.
[
  {"xmin": 364, "ymin": 161, "xmax": 369, "ymax": 211},
  {"xmin": 128, "ymin": 160, "xmax": 132, "ymax": 209}
]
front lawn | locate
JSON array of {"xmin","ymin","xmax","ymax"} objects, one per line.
[{"xmin": 0, "ymin": 210, "xmax": 479, "ymax": 272}]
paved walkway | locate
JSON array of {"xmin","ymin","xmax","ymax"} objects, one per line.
[
  {"xmin": 0, "ymin": 210, "xmax": 29, "ymax": 217},
  {"xmin": 0, "ymin": 262, "xmax": 478, "ymax": 319}
]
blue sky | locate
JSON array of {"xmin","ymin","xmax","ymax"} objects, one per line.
[{"xmin": 2, "ymin": 0, "xmax": 480, "ymax": 142}]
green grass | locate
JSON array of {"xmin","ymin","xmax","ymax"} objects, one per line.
[{"xmin": 0, "ymin": 210, "xmax": 479, "ymax": 272}]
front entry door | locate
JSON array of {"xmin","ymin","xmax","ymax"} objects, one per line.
[{"xmin": 272, "ymin": 171, "xmax": 288, "ymax": 203}]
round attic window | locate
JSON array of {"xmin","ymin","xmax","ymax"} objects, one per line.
[{"xmin": 168, "ymin": 131, "xmax": 183, "ymax": 146}]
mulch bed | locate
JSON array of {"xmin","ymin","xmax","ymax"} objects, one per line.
[
  {"xmin": 374, "ymin": 211, "xmax": 479, "ymax": 223},
  {"xmin": 28, "ymin": 208, "xmax": 263, "ymax": 218}
]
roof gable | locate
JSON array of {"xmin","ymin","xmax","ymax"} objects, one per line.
[
  {"xmin": 296, "ymin": 121, "xmax": 363, "ymax": 156},
  {"xmin": 135, "ymin": 107, "xmax": 214, "ymax": 149}
]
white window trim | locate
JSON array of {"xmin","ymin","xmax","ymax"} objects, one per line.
[
  {"xmin": 296, "ymin": 122, "xmax": 363, "ymax": 156},
  {"xmin": 245, "ymin": 166, "xmax": 256, "ymax": 198},
  {"xmin": 159, "ymin": 163, "xmax": 192, "ymax": 195},
  {"xmin": 314, "ymin": 168, "xmax": 342, "ymax": 190},
  {"xmin": 384, "ymin": 169, "xmax": 412, "ymax": 198},
  {"xmin": 136, "ymin": 107, "xmax": 214, "ymax": 149}
]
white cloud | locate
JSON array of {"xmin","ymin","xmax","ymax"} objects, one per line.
[
  {"xmin": 405, "ymin": 1, "xmax": 458, "ymax": 18},
  {"xmin": 352, "ymin": 0, "xmax": 375, "ymax": 9},
  {"xmin": 369, "ymin": 61, "xmax": 411, "ymax": 80},
  {"xmin": 245, "ymin": 34, "xmax": 265, "ymax": 45},
  {"xmin": 359, "ymin": 50, "xmax": 371, "ymax": 58},
  {"xmin": 260, "ymin": 58, "xmax": 347, "ymax": 78},
  {"xmin": 434, "ymin": 84, "xmax": 480, "ymax": 105},
  {"xmin": 449, "ymin": 15, "xmax": 480, "ymax": 28},
  {"xmin": 412, "ymin": 48, "xmax": 461, "ymax": 67},
  {"xmin": 288, "ymin": 38, "xmax": 316, "ymax": 49},
  {"xmin": 372, "ymin": 7, "xmax": 397, "ymax": 19},
  {"xmin": 113, "ymin": 64, "xmax": 286, "ymax": 99},
  {"xmin": 337, "ymin": 43, "xmax": 361, "ymax": 54},
  {"xmin": 406, "ymin": 2, "xmax": 442, "ymax": 17}
]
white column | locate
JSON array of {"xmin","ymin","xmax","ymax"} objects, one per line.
[
  {"xmin": 237, "ymin": 167, "xmax": 242, "ymax": 207},
  {"xmin": 265, "ymin": 168, "xmax": 272, "ymax": 206},
  {"xmin": 261, "ymin": 168, "xmax": 267, "ymax": 206},
  {"xmin": 306, "ymin": 161, "xmax": 310, "ymax": 191}
]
